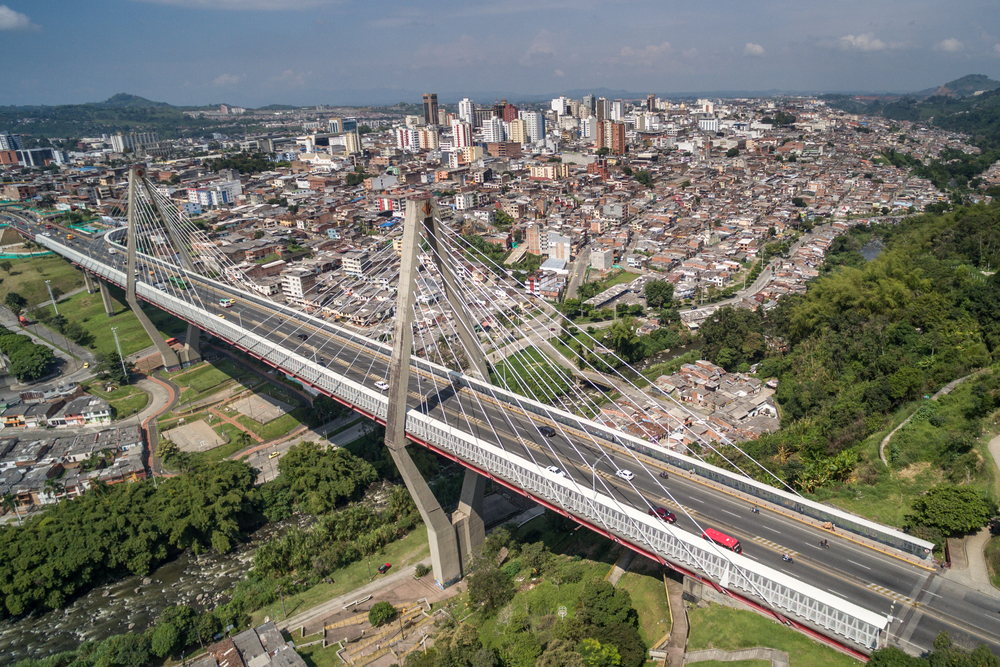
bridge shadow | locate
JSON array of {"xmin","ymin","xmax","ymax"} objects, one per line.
[{"xmin": 418, "ymin": 381, "xmax": 458, "ymax": 416}]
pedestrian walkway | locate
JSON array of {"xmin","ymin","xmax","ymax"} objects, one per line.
[{"xmin": 209, "ymin": 406, "xmax": 263, "ymax": 443}]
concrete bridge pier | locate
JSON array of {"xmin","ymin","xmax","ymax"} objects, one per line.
[
  {"xmin": 83, "ymin": 271, "xmax": 98, "ymax": 294},
  {"xmin": 98, "ymin": 279, "xmax": 116, "ymax": 317}
]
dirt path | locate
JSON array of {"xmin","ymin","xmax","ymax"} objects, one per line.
[
  {"xmin": 209, "ymin": 406, "xmax": 264, "ymax": 443},
  {"xmin": 879, "ymin": 372, "xmax": 978, "ymax": 465}
]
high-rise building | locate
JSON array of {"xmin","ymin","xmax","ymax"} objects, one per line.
[
  {"xmin": 502, "ymin": 103, "xmax": 519, "ymax": 123},
  {"xmin": 111, "ymin": 132, "xmax": 159, "ymax": 153},
  {"xmin": 647, "ymin": 94, "xmax": 657, "ymax": 112},
  {"xmin": 582, "ymin": 94, "xmax": 595, "ymax": 114},
  {"xmin": 418, "ymin": 127, "xmax": 439, "ymax": 150},
  {"xmin": 482, "ymin": 117, "xmax": 505, "ymax": 143},
  {"xmin": 524, "ymin": 112, "xmax": 545, "ymax": 143},
  {"xmin": 612, "ymin": 99, "xmax": 624, "ymax": 121},
  {"xmin": 493, "ymin": 99, "xmax": 507, "ymax": 119},
  {"xmin": 551, "ymin": 96, "xmax": 571, "ymax": 116},
  {"xmin": 395, "ymin": 127, "xmax": 419, "ymax": 151},
  {"xmin": 596, "ymin": 121, "xmax": 626, "ymax": 155},
  {"xmin": 0, "ymin": 131, "xmax": 23, "ymax": 151},
  {"xmin": 422, "ymin": 93, "xmax": 439, "ymax": 126},
  {"xmin": 508, "ymin": 119, "xmax": 527, "ymax": 144},
  {"xmin": 344, "ymin": 130, "xmax": 362, "ymax": 154},
  {"xmin": 581, "ymin": 117, "xmax": 596, "ymax": 139},
  {"xmin": 595, "ymin": 97, "xmax": 611, "ymax": 122},
  {"xmin": 452, "ymin": 121, "xmax": 473, "ymax": 149},
  {"xmin": 472, "ymin": 108, "xmax": 493, "ymax": 128},
  {"xmin": 458, "ymin": 98, "xmax": 474, "ymax": 124}
]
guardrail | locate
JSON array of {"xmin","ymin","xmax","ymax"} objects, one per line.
[{"xmin": 41, "ymin": 236, "xmax": 888, "ymax": 651}]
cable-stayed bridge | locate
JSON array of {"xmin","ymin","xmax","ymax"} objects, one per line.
[{"xmin": 11, "ymin": 167, "xmax": 1000, "ymax": 659}]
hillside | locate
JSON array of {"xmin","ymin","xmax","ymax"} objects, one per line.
[
  {"xmin": 931, "ymin": 74, "xmax": 1000, "ymax": 98},
  {"xmin": 701, "ymin": 202, "xmax": 1000, "ymax": 543}
]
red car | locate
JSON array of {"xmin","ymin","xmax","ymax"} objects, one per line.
[
  {"xmin": 377, "ymin": 563, "xmax": 392, "ymax": 574},
  {"xmin": 648, "ymin": 507, "xmax": 677, "ymax": 523}
]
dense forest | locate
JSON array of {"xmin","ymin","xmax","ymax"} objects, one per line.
[{"xmin": 698, "ymin": 202, "xmax": 1000, "ymax": 544}]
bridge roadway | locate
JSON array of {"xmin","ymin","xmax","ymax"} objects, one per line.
[{"xmin": 11, "ymin": 211, "xmax": 1000, "ymax": 655}]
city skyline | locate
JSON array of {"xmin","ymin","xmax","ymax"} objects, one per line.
[{"xmin": 0, "ymin": 0, "xmax": 998, "ymax": 107}]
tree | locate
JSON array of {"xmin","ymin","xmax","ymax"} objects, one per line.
[
  {"xmin": 577, "ymin": 580, "xmax": 638, "ymax": 628},
  {"xmin": 4, "ymin": 291, "xmax": 27, "ymax": 314},
  {"xmin": 466, "ymin": 556, "xmax": 515, "ymax": 613},
  {"xmin": 1, "ymin": 493, "xmax": 21, "ymax": 526},
  {"xmin": 596, "ymin": 147, "xmax": 610, "ymax": 156},
  {"xmin": 0, "ymin": 261, "xmax": 12, "ymax": 273},
  {"xmin": 906, "ymin": 485, "xmax": 997, "ymax": 536},
  {"xmin": 605, "ymin": 317, "xmax": 641, "ymax": 364},
  {"xmin": 369, "ymin": 601, "xmax": 397, "ymax": 626},
  {"xmin": 792, "ymin": 197, "xmax": 807, "ymax": 207},
  {"xmin": 699, "ymin": 306, "xmax": 766, "ymax": 371},
  {"xmin": 643, "ymin": 280, "xmax": 674, "ymax": 309},
  {"xmin": 9, "ymin": 343, "xmax": 55, "ymax": 381},
  {"xmin": 538, "ymin": 639, "xmax": 585, "ymax": 667},
  {"xmin": 621, "ymin": 165, "xmax": 633, "ymax": 176},
  {"xmin": 96, "ymin": 351, "xmax": 135, "ymax": 385},
  {"xmin": 253, "ymin": 230, "xmax": 264, "ymax": 240},
  {"xmin": 578, "ymin": 638, "xmax": 621, "ymax": 667},
  {"xmin": 635, "ymin": 170, "xmax": 652, "ymax": 187},
  {"xmin": 726, "ymin": 147, "xmax": 740, "ymax": 158}
]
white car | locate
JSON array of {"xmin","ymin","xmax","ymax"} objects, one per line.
[
  {"xmin": 374, "ymin": 380, "xmax": 390, "ymax": 391},
  {"xmin": 545, "ymin": 466, "xmax": 566, "ymax": 477},
  {"xmin": 615, "ymin": 469, "xmax": 635, "ymax": 481}
]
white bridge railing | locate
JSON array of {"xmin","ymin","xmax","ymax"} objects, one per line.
[{"xmin": 41, "ymin": 237, "xmax": 888, "ymax": 651}]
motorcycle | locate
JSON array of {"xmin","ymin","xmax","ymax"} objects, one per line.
[
  {"xmin": 659, "ymin": 471, "xmax": 669, "ymax": 479},
  {"xmin": 782, "ymin": 554, "xmax": 793, "ymax": 563}
]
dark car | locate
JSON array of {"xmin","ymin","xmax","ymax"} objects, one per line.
[
  {"xmin": 539, "ymin": 425, "xmax": 557, "ymax": 437},
  {"xmin": 377, "ymin": 563, "xmax": 392, "ymax": 574},
  {"xmin": 648, "ymin": 507, "xmax": 677, "ymax": 523},
  {"xmin": 297, "ymin": 334, "xmax": 308, "ymax": 341}
]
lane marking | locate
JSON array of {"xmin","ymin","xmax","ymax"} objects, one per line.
[
  {"xmin": 721, "ymin": 509, "xmax": 740, "ymax": 517},
  {"xmin": 761, "ymin": 526, "xmax": 781, "ymax": 534},
  {"xmin": 847, "ymin": 559, "xmax": 872, "ymax": 571}
]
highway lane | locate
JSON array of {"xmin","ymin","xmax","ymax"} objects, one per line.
[{"xmin": 16, "ymin": 214, "xmax": 1000, "ymax": 654}]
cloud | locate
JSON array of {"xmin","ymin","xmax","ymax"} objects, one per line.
[
  {"xmin": 554, "ymin": 69, "xmax": 565, "ymax": 77},
  {"xmin": 0, "ymin": 5, "xmax": 38, "ymax": 31},
  {"xmin": 615, "ymin": 41, "xmax": 673, "ymax": 66},
  {"xmin": 267, "ymin": 70, "xmax": 310, "ymax": 87},
  {"xmin": 520, "ymin": 30, "xmax": 556, "ymax": 66},
  {"xmin": 412, "ymin": 35, "xmax": 489, "ymax": 70},
  {"xmin": 839, "ymin": 33, "xmax": 887, "ymax": 51},
  {"xmin": 213, "ymin": 73, "xmax": 244, "ymax": 87},
  {"xmin": 130, "ymin": 0, "xmax": 336, "ymax": 10},
  {"xmin": 743, "ymin": 43, "xmax": 765, "ymax": 58},
  {"xmin": 995, "ymin": 43, "xmax": 1000, "ymax": 54},
  {"xmin": 935, "ymin": 38, "xmax": 964, "ymax": 52}
]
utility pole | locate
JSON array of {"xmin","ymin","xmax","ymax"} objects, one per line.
[
  {"xmin": 44, "ymin": 280, "xmax": 59, "ymax": 316},
  {"xmin": 111, "ymin": 327, "xmax": 128, "ymax": 379}
]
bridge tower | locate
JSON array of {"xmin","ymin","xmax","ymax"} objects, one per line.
[
  {"xmin": 121, "ymin": 166, "xmax": 191, "ymax": 371},
  {"xmin": 385, "ymin": 195, "xmax": 488, "ymax": 588}
]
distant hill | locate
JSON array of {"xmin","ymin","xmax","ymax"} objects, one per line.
[
  {"xmin": 96, "ymin": 93, "xmax": 173, "ymax": 108},
  {"xmin": 930, "ymin": 74, "xmax": 1000, "ymax": 98}
]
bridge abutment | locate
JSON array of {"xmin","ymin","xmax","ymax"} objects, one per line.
[
  {"xmin": 98, "ymin": 279, "xmax": 116, "ymax": 317},
  {"xmin": 452, "ymin": 468, "xmax": 486, "ymax": 573}
]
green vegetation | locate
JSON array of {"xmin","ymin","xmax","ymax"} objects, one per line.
[
  {"xmin": 0, "ymin": 326, "xmax": 56, "ymax": 381},
  {"xmin": 692, "ymin": 203, "xmax": 1000, "ymax": 543},
  {"xmin": 614, "ymin": 564, "xmax": 671, "ymax": 646},
  {"xmin": 687, "ymin": 603, "xmax": 861, "ymax": 667},
  {"xmin": 208, "ymin": 152, "xmax": 290, "ymax": 174},
  {"xmin": 368, "ymin": 600, "xmax": 397, "ymax": 626},
  {"xmin": 870, "ymin": 631, "xmax": 1000, "ymax": 666},
  {"xmin": 408, "ymin": 525, "xmax": 647, "ymax": 667},
  {"xmin": 0, "ymin": 255, "xmax": 84, "ymax": 308},
  {"xmin": 0, "ymin": 458, "xmax": 258, "ymax": 618},
  {"xmin": 491, "ymin": 347, "xmax": 572, "ymax": 404}
]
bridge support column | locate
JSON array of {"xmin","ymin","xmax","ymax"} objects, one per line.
[
  {"xmin": 124, "ymin": 166, "xmax": 183, "ymax": 372},
  {"xmin": 83, "ymin": 272, "xmax": 98, "ymax": 294},
  {"xmin": 452, "ymin": 469, "xmax": 486, "ymax": 573},
  {"xmin": 385, "ymin": 196, "xmax": 463, "ymax": 589},
  {"xmin": 98, "ymin": 279, "xmax": 116, "ymax": 317}
]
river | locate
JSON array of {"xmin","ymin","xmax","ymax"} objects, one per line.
[{"xmin": 0, "ymin": 519, "xmax": 302, "ymax": 663}]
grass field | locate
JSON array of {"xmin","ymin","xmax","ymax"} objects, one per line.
[
  {"xmin": 0, "ymin": 255, "xmax": 84, "ymax": 308},
  {"xmin": 37, "ymin": 287, "xmax": 186, "ymax": 357},
  {"xmin": 692, "ymin": 661, "xmax": 770, "ymax": 667},
  {"xmin": 984, "ymin": 535, "xmax": 1000, "ymax": 590},
  {"xmin": 236, "ymin": 409, "xmax": 307, "ymax": 441},
  {"xmin": 617, "ymin": 560, "xmax": 672, "ymax": 646},
  {"xmin": 686, "ymin": 604, "xmax": 862, "ymax": 667},
  {"xmin": 84, "ymin": 382, "xmax": 150, "ymax": 420},
  {"xmin": 207, "ymin": 422, "xmax": 249, "ymax": 461},
  {"xmin": 250, "ymin": 524, "xmax": 431, "ymax": 627},
  {"xmin": 295, "ymin": 642, "xmax": 343, "ymax": 667}
]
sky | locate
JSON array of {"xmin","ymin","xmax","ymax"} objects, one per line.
[{"xmin": 1, "ymin": 0, "xmax": 999, "ymax": 107}]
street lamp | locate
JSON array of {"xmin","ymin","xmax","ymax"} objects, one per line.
[
  {"xmin": 111, "ymin": 327, "xmax": 128, "ymax": 379},
  {"xmin": 44, "ymin": 280, "xmax": 59, "ymax": 316}
]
